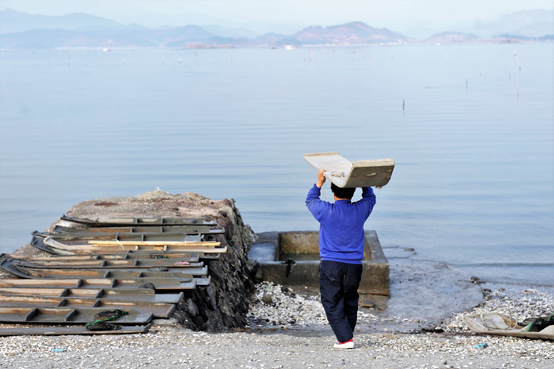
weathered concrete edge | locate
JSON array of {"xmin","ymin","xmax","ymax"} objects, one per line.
[{"xmin": 251, "ymin": 230, "xmax": 390, "ymax": 296}]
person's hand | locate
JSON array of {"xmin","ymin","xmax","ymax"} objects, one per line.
[{"xmin": 316, "ymin": 169, "xmax": 327, "ymax": 188}]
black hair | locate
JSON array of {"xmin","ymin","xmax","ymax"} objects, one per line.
[{"xmin": 331, "ymin": 183, "xmax": 356, "ymax": 199}]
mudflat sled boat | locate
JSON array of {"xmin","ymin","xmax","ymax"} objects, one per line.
[
  {"xmin": 303, "ymin": 152, "xmax": 395, "ymax": 188},
  {"xmin": 465, "ymin": 313, "xmax": 554, "ymax": 340},
  {"xmin": 61, "ymin": 215, "xmax": 217, "ymax": 227}
]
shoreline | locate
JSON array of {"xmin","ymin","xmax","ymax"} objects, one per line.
[
  {"xmin": 0, "ymin": 39, "xmax": 553, "ymax": 53},
  {"xmin": 0, "ymin": 191, "xmax": 551, "ymax": 368},
  {"xmin": 2, "ymin": 252, "xmax": 552, "ymax": 368},
  {"xmin": 1, "ymin": 281, "xmax": 552, "ymax": 368}
]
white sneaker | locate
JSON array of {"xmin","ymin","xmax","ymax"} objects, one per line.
[{"xmin": 333, "ymin": 339, "xmax": 354, "ymax": 349}]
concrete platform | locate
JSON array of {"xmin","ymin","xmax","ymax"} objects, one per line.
[{"xmin": 248, "ymin": 230, "xmax": 389, "ymax": 296}]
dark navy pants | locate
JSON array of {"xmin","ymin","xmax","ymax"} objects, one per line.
[{"xmin": 319, "ymin": 260, "xmax": 363, "ymax": 343}]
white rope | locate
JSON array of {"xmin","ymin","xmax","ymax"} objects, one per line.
[{"xmin": 115, "ymin": 238, "xmax": 124, "ymax": 250}]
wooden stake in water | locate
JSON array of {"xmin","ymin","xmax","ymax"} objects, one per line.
[{"xmin": 514, "ymin": 49, "xmax": 521, "ymax": 71}]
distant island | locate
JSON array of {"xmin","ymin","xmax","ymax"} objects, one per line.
[{"xmin": 0, "ymin": 8, "xmax": 552, "ymax": 49}]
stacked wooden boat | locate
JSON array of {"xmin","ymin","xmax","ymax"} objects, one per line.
[{"xmin": 0, "ymin": 216, "xmax": 226, "ymax": 336}]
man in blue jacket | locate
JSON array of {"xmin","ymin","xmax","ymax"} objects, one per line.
[{"xmin": 306, "ymin": 169, "xmax": 376, "ymax": 349}]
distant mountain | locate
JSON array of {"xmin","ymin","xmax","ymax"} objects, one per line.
[
  {"xmin": 473, "ymin": 9, "xmax": 553, "ymax": 37},
  {"xmin": 147, "ymin": 26, "xmax": 216, "ymax": 46},
  {"xmin": 255, "ymin": 33, "xmax": 289, "ymax": 44},
  {"xmin": 253, "ymin": 33, "xmax": 301, "ymax": 47},
  {"xmin": 495, "ymin": 33, "xmax": 554, "ymax": 41},
  {"xmin": 0, "ymin": 28, "xmax": 157, "ymax": 49},
  {"xmin": 252, "ymin": 22, "xmax": 408, "ymax": 47},
  {"xmin": 293, "ymin": 22, "xmax": 408, "ymax": 45},
  {"xmin": 0, "ymin": 25, "xmax": 220, "ymax": 49},
  {"xmin": 0, "ymin": 9, "xmax": 550, "ymax": 49},
  {"xmin": 0, "ymin": 9, "xmax": 263, "ymax": 49},
  {"xmin": 425, "ymin": 32, "xmax": 480, "ymax": 44},
  {"xmin": 201, "ymin": 25, "xmax": 257, "ymax": 39},
  {"xmin": 0, "ymin": 8, "xmax": 123, "ymax": 34}
]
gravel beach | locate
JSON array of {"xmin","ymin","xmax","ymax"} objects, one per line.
[{"xmin": 1, "ymin": 282, "xmax": 552, "ymax": 369}]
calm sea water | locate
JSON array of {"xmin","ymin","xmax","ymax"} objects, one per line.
[{"xmin": 0, "ymin": 43, "xmax": 552, "ymax": 285}]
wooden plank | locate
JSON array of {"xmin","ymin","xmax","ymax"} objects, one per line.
[
  {"xmin": 6, "ymin": 250, "xmax": 220, "ymax": 260},
  {"xmin": 10, "ymin": 267, "xmax": 195, "ymax": 280},
  {"xmin": 54, "ymin": 246, "xmax": 226, "ymax": 254},
  {"xmin": 82, "ymin": 247, "xmax": 226, "ymax": 254},
  {"xmin": 0, "ymin": 324, "xmax": 152, "ymax": 336},
  {"xmin": 107, "ymin": 266, "xmax": 208, "ymax": 276},
  {"xmin": 1, "ymin": 259, "xmax": 205, "ymax": 280},
  {"xmin": 34, "ymin": 231, "xmax": 205, "ymax": 242},
  {"xmin": 0, "ymin": 295, "xmax": 176, "ymax": 318},
  {"xmin": 53, "ymin": 225, "xmax": 224, "ymax": 234},
  {"xmin": 1, "ymin": 253, "xmax": 102, "ymax": 261},
  {"xmin": 2, "ymin": 263, "xmax": 208, "ymax": 279},
  {"xmin": 44, "ymin": 237, "xmax": 224, "ymax": 251},
  {"xmin": 20, "ymin": 266, "xmax": 208, "ymax": 279},
  {"xmin": 9, "ymin": 258, "xmax": 202, "ymax": 268},
  {"xmin": 33, "ymin": 237, "xmax": 226, "ymax": 254},
  {"xmin": 88, "ymin": 240, "xmax": 220, "ymax": 247},
  {"xmin": 0, "ymin": 288, "xmax": 183, "ymax": 303},
  {"xmin": 0, "ymin": 277, "xmax": 199, "ymax": 290},
  {"xmin": 0, "ymin": 307, "xmax": 153, "ymax": 325}
]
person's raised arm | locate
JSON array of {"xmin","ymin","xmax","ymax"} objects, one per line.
[
  {"xmin": 316, "ymin": 169, "xmax": 326, "ymax": 188},
  {"xmin": 306, "ymin": 169, "xmax": 328, "ymax": 221},
  {"xmin": 360, "ymin": 187, "xmax": 376, "ymax": 218}
]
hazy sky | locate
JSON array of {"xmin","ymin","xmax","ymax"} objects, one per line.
[{"xmin": 1, "ymin": 0, "xmax": 552, "ymax": 35}]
